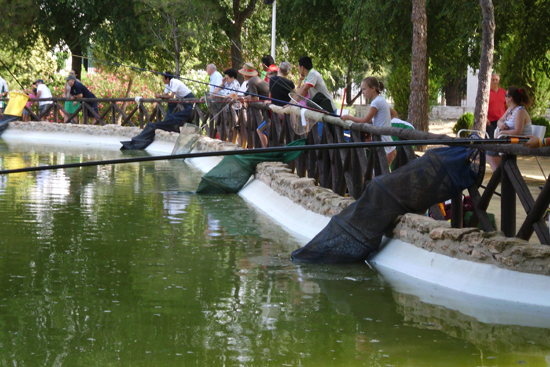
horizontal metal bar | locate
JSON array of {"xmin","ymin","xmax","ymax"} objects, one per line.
[{"xmin": 0, "ymin": 138, "xmax": 528, "ymax": 175}]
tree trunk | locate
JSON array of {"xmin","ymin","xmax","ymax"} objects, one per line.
[
  {"xmin": 174, "ymin": 35, "xmax": 180, "ymax": 76},
  {"xmin": 70, "ymin": 45, "xmax": 82, "ymax": 79},
  {"xmin": 230, "ymin": 29, "xmax": 243, "ymax": 70},
  {"xmin": 345, "ymin": 83, "xmax": 352, "ymax": 105},
  {"xmin": 83, "ymin": 48, "xmax": 89, "ymax": 73},
  {"xmin": 408, "ymin": 0, "xmax": 429, "ymax": 133},
  {"xmin": 444, "ymin": 79, "xmax": 461, "ymax": 106},
  {"xmin": 473, "ymin": 0, "xmax": 495, "ymax": 132}
]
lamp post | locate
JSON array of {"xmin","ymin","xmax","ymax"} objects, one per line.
[{"xmin": 265, "ymin": 0, "xmax": 276, "ymax": 59}]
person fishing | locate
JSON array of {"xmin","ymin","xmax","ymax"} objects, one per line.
[
  {"xmin": 121, "ymin": 72, "xmax": 195, "ymax": 150},
  {"xmin": 155, "ymin": 71, "xmax": 193, "ymax": 116}
]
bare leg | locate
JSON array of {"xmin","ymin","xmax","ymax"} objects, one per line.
[
  {"xmin": 257, "ymin": 129, "xmax": 268, "ymax": 148},
  {"xmin": 486, "ymin": 154, "xmax": 501, "ymax": 172},
  {"xmin": 387, "ymin": 149, "xmax": 397, "ymax": 167}
]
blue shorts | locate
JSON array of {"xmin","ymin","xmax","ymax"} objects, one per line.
[{"xmin": 258, "ymin": 120, "xmax": 268, "ymax": 136}]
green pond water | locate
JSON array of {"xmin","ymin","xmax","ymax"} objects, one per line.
[{"xmin": 1, "ymin": 140, "xmax": 550, "ymax": 366}]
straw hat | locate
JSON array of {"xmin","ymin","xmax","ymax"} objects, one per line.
[{"xmin": 238, "ymin": 62, "xmax": 258, "ymax": 77}]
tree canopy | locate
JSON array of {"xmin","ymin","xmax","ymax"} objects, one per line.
[{"xmin": 0, "ymin": 0, "xmax": 549, "ymax": 123}]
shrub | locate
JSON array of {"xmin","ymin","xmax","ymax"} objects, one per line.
[
  {"xmin": 386, "ymin": 63, "xmax": 411, "ymax": 120},
  {"xmin": 452, "ymin": 112, "xmax": 474, "ymax": 135},
  {"xmin": 531, "ymin": 116, "xmax": 550, "ymax": 138}
]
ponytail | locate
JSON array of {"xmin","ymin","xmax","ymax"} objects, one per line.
[{"xmin": 363, "ymin": 76, "xmax": 385, "ymax": 94}]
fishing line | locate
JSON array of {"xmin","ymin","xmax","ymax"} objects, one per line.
[
  {"xmin": 70, "ymin": 54, "xmax": 338, "ymax": 117},
  {"xmin": 0, "ymin": 137, "xmax": 529, "ymax": 175},
  {"xmin": 0, "ymin": 59, "xmax": 25, "ymax": 91}
]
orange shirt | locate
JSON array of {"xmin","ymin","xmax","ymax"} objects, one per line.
[{"xmin": 487, "ymin": 87, "xmax": 506, "ymax": 122}]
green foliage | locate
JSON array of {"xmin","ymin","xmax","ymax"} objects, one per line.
[
  {"xmin": 386, "ymin": 62, "xmax": 411, "ymax": 120},
  {"xmin": 531, "ymin": 116, "xmax": 550, "ymax": 138},
  {"xmin": 453, "ymin": 112, "xmax": 474, "ymax": 135},
  {"xmin": 54, "ymin": 51, "xmax": 70, "ymax": 72},
  {"xmin": 387, "ymin": 61, "xmax": 441, "ymax": 121},
  {"xmin": 498, "ymin": 38, "xmax": 550, "ymax": 117},
  {"xmin": 0, "ymin": 37, "xmax": 58, "ymax": 90}
]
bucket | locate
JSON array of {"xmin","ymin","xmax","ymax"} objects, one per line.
[{"xmin": 4, "ymin": 92, "xmax": 29, "ymax": 117}]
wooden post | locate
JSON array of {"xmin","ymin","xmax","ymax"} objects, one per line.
[
  {"xmin": 82, "ymin": 102, "xmax": 88, "ymax": 124},
  {"xmin": 517, "ymin": 178, "xmax": 550, "ymax": 244},
  {"xmin": 501, "ymin": 154, "xmax": 516, "ymax": 237},
  {"xmin": 451, "ymin": 195, "xmax": 463, "ymax": 228}
]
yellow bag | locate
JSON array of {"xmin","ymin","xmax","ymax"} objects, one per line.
[{"xmin": 4, "ymin": 92, "xmax": 29, "ymax": 117}]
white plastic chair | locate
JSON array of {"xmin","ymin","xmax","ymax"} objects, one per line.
[{"xmin": 457, "ymin": 129, "xmax": 486, "ymax": 138}]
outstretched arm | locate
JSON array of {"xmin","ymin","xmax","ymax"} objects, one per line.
[{"xmin": 341, "ymin": 106, "xmax": 378, "ymax": 123}]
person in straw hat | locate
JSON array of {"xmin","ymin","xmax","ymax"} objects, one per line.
[{"xmin": 238, "ymin": 62, "xmax": 269, "ymax": 102}]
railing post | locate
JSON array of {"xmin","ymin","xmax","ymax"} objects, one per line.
[
  {"xmin": 451, "ymin": 195, "xmax": 463, "ymax": 228},
  {"xmin": 82, "ymin": 102, "xmax": 88, "ymax": 124},
  {"xmin": 501, "ymin": 154, "xmax": 516, "ymax": 237},
  {"xmin": 53, "ymin": 98, "xmax": 58, "ymax": 123}
]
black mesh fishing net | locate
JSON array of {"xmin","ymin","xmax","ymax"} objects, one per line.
[{"xmin": 291, "ymin": 146, "xmax": 484, "ymax": 263}]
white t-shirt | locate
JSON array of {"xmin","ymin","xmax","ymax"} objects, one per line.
[
  {"xmin": 0, "ymin": 76, "xmax": 8, "ymax": 109},
  {"xmin": 0, "ymin": 76, "xmax": 8, "ymax": 95},
  {"xmin": 303, "ymin": 69, "xmax": 337, "ymax": 112},
  {"xmin": 209, "ymin": 71, "xmax": 223, "ymax": 93},
  {"xmin": 164, "ymin": 78, "xmax": 192, "ymax": 98},
  {"xmin": 370, "ymin": 95, "xmax": 395, "ymax": 154},
  {"xmin": 238, "ymin": 81, "xmax": 249, "ymax": 96},
  {"xmin": 36, "ymin": 84, "xmax": 53, "ymax": 106}
]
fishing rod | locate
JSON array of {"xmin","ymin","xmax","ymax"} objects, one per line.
[
  {"xmin": 0, "ymin": 59, "xmax": 25, "ymax": 91},
  {"xmin": 214, "ymin": 47, "xmax": 297, "ymax": 100},
  {"xmin": 70, "ymin": 54, "xmax": 339, "ymax": 117},
  {"xmin": 0, "ymin": 137, "xmax": 528, "ymax": 175}
]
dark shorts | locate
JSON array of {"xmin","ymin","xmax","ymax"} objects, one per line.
[
  {"xmin": 486, "ymin": 120, "xmax": 499, "ymax": 156},
  {"xmin": 486, "ymin": 120, "xmax": 498, "ymax": 139},
  {"xmin": 39, "ymin": 104, "xmax": 52, "ymax": 115},
  {"xmin": 87, "ymin": 101, "xmax": 99, "ymax": 117}
]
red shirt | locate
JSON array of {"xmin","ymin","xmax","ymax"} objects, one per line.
[{"xmin": 487, "ymin": 87, "xmax": 506, "ymax": 122}]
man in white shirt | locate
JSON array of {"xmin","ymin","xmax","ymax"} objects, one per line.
[
  {"xmin": 35, "ymin": 79, "xmax": 53, "ymax": 118},
  {"xmin": 0, "ymin": 75, "xmax": 9, "ymax": 117},
  {"xmin": 121, "ymin": 73, "xmax": 195, "ymax": 150},
  {"xmin": 206, "ymin": 64, "xmax": 223, "ymax": 94},
  {"xmin": 155, "ymin": 72, "xmax": 193, "ymax": 115}
]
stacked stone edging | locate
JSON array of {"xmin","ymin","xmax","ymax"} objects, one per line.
[
  {"xmin": 390, "ymin": 213, "xmax": 550, "ymax": 276},
  {"xmin": 255, "ymin": 162, "xmax": 355, "ymax": 216}
]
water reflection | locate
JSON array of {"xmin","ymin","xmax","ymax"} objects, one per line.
[{"xmin": 2, "ymin": 140, "xmax": 550, "ymax": 366}]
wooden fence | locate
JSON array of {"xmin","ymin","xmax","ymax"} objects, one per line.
[{"xmin": 2, "ymin": 96, "xmax": 549, "ymax": 244}]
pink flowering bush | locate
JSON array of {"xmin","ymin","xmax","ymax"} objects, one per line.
[
  {"xmin": 78, "ymin": 69, "xmax": 210, "ymax": 125},
  {"xmin": 32, "ymin": 68, "xmax": 210, "ymax": 124},
  {"xmin": 81, "ymin": 69, "xmax": 160, "ymax": 125}
]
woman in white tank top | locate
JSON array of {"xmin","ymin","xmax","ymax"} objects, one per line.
[{"xmin": 496, "ymin": 86, "xmax": 533, "ymax": 136}]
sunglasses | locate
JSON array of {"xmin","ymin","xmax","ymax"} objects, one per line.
[{"xmin": 505, "ymin": 93, "xmax": 510, "ymax": 97}]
